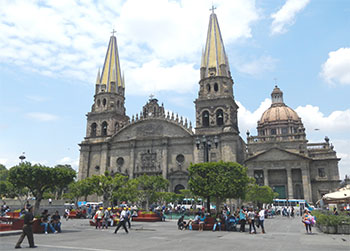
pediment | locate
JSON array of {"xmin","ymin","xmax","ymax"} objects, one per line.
[
  {"xmin": 246, "ymin": 147, "xmax": 310, "ymax": 163},
  {"xmin": 111, "ymin": 118, "xmax": 193, "ymax": 142}
]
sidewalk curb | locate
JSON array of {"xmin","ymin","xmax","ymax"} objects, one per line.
[{"xmin": 0, "ymin": 230, "xmax": 22, "ymax": 237}]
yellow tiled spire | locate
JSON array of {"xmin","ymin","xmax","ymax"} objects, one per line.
[
  {"xmin": 100, "ymin": 32, "xmax": 123, "ymax": 92},
  {"xmin": 201, "ymin": 9, "xmax": 230, "ymax": 79}
]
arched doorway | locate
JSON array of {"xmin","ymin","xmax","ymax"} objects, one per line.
[{"xmin": 174, "ymin": 184, "xmax": 185, "ymax": 194}]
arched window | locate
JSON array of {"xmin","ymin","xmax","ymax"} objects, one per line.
[
  {"xmin": 103, "ymin": 98, "xmax": 107, "ymax": 106},
  {"xmin": 206, "ymin": 84, "xmax": 211, "ymax": 92},
  {"xmin": 117, "ymin": 100, "xmax": 120, "ymax": 107},
  {"xmin": 102, "ymin": 121, "xmax": 108, "ymax": 136},
  {"xmin": 202, "ymin": 111, "xmax": 209, "ymax": 127},
  {"xmin": 115, "ymin": 122, "xmax": 119, "ymax": 132},
  {"xmin": 216, "ymin": 109, "xmax": 224, "ymax": 126},
  {"xmin": 214, "ymin": 83, "xmax": 219, "ymax": 92},
  {"xmin": 174, "ymin": 184, "xmax": 185, "ymax": 194},
  {"xmin": 97, "ymin": 99, "xmax": 101, "ymax": 107},
  {"xmin": 90, "ymin": 123, "xmax": 97, "ymax": 137}
]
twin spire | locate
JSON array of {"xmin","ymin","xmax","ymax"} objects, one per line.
[
  {"xmin": 96, "ymin": 33, "xmax": 124, "ymax": 93},
  {"xmin": 201, "ymin": 9, "xmax": 231, "ymax": 79},
  {"xmin": 96, "ymin": 8, "xmax": 230, "ymax": 90}
]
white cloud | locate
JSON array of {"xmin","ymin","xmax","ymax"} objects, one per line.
[
  {"xmin": 320, "ymin": 47, "xmax": 350, "ymax": 85},
  {"xmin": 295, "ymin": 105, "xmax": 350, "ymax": 134},
  {"xmin": 237, "ymin": 98, "xmax": 271, "ymax": 136},
  {"xmin": 0, "ymin": 0, "xmax": 259, "ymax": 93},
  {"xmin": 26, "ymin": 112, "xmax": 59, "ymax": 122},
  {"xmin": 26, "ymin": 95, "xmax": 48, "ymax": 102},
  {"xmin": 0, "ymin": 158, "xmax": 9, "ymax": 166},
  {"xmin": 126, "ymin": 59, "xmax": 197, "ymax": 95},
  {"xmin": 57, "ymin": 157, "xmax": 79, "ymax": 170},
  {"xmin": 270, "ymin": 0, "xmax": 310, "ymax": 35},
  {"xmin": 234, "ymin": 56, "xmax": 278, "ymax": 76}
]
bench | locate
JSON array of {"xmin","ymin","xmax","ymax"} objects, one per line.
[{"xmin": 191, "ymin": 217, "xmax": 226, "ymax": 231}]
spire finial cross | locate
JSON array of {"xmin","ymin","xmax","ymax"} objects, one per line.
[
  {"xmin": 149, "ymin": 94, "xmax": 155, "ymax": 100},
  {"xmin": 274, "ymin": 77, "xmax": 277, "ymax": 86},
  {"xmin": 210, "ymin": 4, "xmax": 216, "ymax": 13},
  {"xmin": 111, "ymin": 29, "xmax": 116, "ymax": 36}
]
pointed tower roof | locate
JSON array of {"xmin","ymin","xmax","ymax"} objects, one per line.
[
  {"xmin": 100, "ymin": 32, "xmax": 123, "ymax": 92},
  {"xmin": 201, "ymin": 9, "xmax": 230, "ymax": 79}
]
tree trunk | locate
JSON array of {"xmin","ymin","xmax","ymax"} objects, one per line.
[
  {"xmin": 215, "ymin": 198, "xmax": 222, "ymax": 214},
  {"xmin": 207, "ymin": 196, "xmax": 210, "ymax": 214},
  {"xmin": 34, "ymin": 193, "xmax": 43, "ymax": 216}
]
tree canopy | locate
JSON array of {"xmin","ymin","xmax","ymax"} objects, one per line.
[
  {"xmin": 246, "ymin": 184, "xmax": 278, "ymax": 207},
  {"xmin": 188, "ymin": 161, "xmax": 252, "ymax": 213},
  {"xmin": 136, "ymin": 174, "xmax": 169, "ymax": 210},
  {"xmin": 8, "ymin": 162, "xmax": 76, "ymax": 214}
]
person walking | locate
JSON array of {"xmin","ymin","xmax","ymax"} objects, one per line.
[
  {"xmin": 239, "ymin": 206, "xmax": 247, "ymax": 232},
  {"xmin": 114, "ymin": 207, "xmax": 129, "ymax": 234},
  {"xmin": 258, "ymin": 207, "xmax": 266, "ymax": 234},
  {"xmin": 247, "ymin": 208, "xmax": 256, "ymax": 234},
  {"xmin": 94, "ymin": 207, "xmax": 103, "ymax": 229},
  {"xmin": 126, "ymin": 208, "xmax": 131, "ymax": 229},
  {"xmin": 15, "ymin": 205, "xmax": 37, "ymax": 249},
  {"xmin": 302, "ymin": 210, "xmax": 313, "ymax": 234}
]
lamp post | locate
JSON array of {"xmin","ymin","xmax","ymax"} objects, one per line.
[
  {"xmin": 195, "ymin": 135, "xmax": 219, "ymax": 214},
  {"xmin": 19, "ymin": 152, "xmax": 26, "ymax": 163},
  {"xmin": 196, "ymin": 135, "xmax": 219, "ymax": 162}
]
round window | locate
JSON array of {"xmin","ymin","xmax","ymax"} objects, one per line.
[
  {"xmin": 176, "ymin": 154, "xmax": 185, "ymax": 164},
  {"xmin": 117, "ymin": 157, "xmax": 124, "ymax": 167}
]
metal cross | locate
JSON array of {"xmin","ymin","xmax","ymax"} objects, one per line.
[
  {"xmin": 274, "ymin": 77, "xmax": 277, "ymax": 86},
  {"xmin": 111, "ymin": 29, "xmax": 116, "ymax": 36},
  {"xmin": 149, "ymin": 94, "xmax": 155, "ymax": 100},
  {"xmin": 210, "ymin": 5, "xmax": 216, "ymax": 13}
]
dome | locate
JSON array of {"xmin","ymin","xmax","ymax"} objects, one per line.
[{"xmin": 259, "ymin": 104, "xmax": 300, "ymax": 124}]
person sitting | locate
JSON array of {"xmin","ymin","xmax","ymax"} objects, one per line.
[
  {"xmin": 177, "ymin": 215, "xmax": 187, "ymax": 230},
  {"xmin": 40, "ymin": 209, "xmax": 57, "ymax": 234},
  {"xmin": 198, "ymin": 213, "xmax": 206, "ymax": 231},
  {"xmin": 213, "ymin": 214, "xmax": 222, "ymax": 231},
  {"xmin": 227, "ymin": 214, "xmax": 237, "ymax": 231},
  {"xmin": 51, "ymin": 211, "xmax": 61, "ymax": 233}
]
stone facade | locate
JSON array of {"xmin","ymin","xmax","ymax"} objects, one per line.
[
  {"xmin": 78, "ymin": 12, "xmax": 340, "ymax": 204},
  {"xmin": 245, "ymin": 87, "xmax": 340, "ymax": 203}
]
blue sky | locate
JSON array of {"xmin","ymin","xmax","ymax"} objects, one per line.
[{"xmin": 0, "ymin": 0, "xmax": 349, "ymax": 178}]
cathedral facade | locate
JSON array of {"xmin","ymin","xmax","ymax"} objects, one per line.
[{"xmin": 78, "ymin": 12, "xmax": 339, "ymax": 203}]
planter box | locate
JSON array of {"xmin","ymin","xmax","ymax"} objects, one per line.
[{"xmin": 337, "ymin": 225, "xmax": 350, "ymax": 235}]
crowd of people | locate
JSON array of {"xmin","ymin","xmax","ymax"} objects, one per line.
[{"xmin": 177, "ymin": 206, "xmax": 267, "ymax": 234}]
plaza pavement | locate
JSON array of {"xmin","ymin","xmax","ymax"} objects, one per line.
[{"xmin": 0, "ymin": 216, "xmax": 349, "ymax": 251}]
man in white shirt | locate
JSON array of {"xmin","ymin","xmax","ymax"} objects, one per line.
[
  {"xmin": 114, "ymin": 207, "xmax": 129, "ymax": 234},
  {"xmin": 258, "ymin": 208, "xmax": 266, "ymax": 234}
]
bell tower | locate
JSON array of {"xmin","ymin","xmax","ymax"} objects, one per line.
[
  {"xmin": 85, "ymin": 32, "xmax": 129, "ymax": 140},
  {"xmin": 195, "ymin": 9, "xmax": 239, "ymax": 135}
]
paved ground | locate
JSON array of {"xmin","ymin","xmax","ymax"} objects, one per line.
[{"xmin": 1, "ymin": 216, "xmax": 349, "ymax": 251}]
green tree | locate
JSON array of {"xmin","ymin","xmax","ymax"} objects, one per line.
[
  {"xmin": 136, "ymin": 174, "xmax": 169, "ymax": 210},
  {"xmin": 0, "ymin": 164, "xmax": 8, "ymax": 181},
  {"xmin": 8, "ymin": 162, "xmax": 75, "ymax": 214},
  {"xmin": 65, "ymin": 178, "xmax": 94, "ymax": 207},
  {"xmin": 188, "ymin": 161, "xmax": 251, "ymax": 213},
  {"xmin": 90, "ymin": 172, "xmax": 128, "ymax": 207},
  {"xmin": 246, "ymin": 184, "xmax": 278, "ymax": 207},
  {"xmin": 113, "ymin": 178, "xmax": 139, "ymax": 204},
  {"xmin": 52, "ymin": 165, "xmax": 76, "ymax": 199}
]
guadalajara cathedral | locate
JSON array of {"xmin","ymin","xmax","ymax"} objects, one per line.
[{"xmin": 78, "ymin": 10, "xmax": 340, "ymax": 204}]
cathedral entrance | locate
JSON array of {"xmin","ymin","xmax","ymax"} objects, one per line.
[
  {"xmin": 273, "ymin": 185, "xmax": 286, "ymax": 199},
  {"xmin": 174, "ymin": 184, "xmax": 185, "ymax": 194}
]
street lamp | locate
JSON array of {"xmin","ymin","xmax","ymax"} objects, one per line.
[
  {"xmin": 19, "ymin": 152, "xmax": 26, "ymax": 163},
  {"xmin": 196, "ymin": 135, "xmax": 219, "ymax": 162}
]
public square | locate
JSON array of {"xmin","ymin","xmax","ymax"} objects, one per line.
[{"xmin": 1, "ymin": 216, "xmax": 348, "ymax": 251}]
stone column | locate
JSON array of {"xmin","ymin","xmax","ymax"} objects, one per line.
[
  {"xmin": 264, "ymin": 169, "xmax": 269, "ymax": 186},
  {"xmin": 161, "ymin": 138, "xmax": 169, "ymax": 180},
  {"xmin": 287, "ymin": 168, "xmax": 294, "ymax": 199},
  {"xmin": 301, "ymin": 168, "xmax": 312, "ymax": 202},
  {"xmin": 100, "ymin": 144, "xmax": 108, "ymax": 174},
  {"xmin": 129, "ymin": 141, "xmax": 135, "ymax": 179}
]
